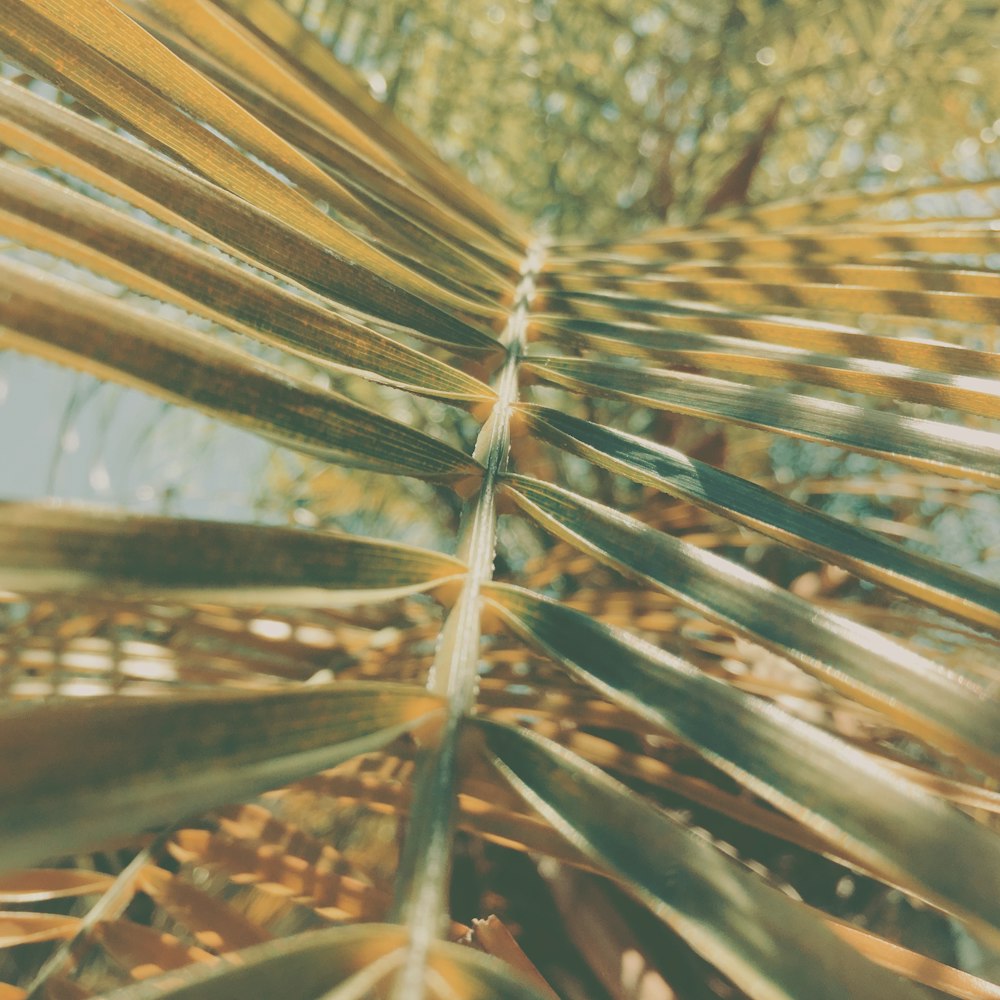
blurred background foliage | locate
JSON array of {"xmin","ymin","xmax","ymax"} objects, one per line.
[{"xmin": 285, "ymin": 0, "xmax": 1000, "ymax": 236}]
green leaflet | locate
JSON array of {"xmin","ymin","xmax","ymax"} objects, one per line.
[
  {"xmin": 580, "ymin": 227, "xmax": 1000, "ymax": 264},
  {"xmin": 0, "ymin": 79, "xmax": 500, "ymax": 354},
  {"xmin": 0, "ymin": 260, "xmax": 481, "ymax": 483},
  {"xmin": 524, "ymin": 355, "xmax": 1000, "ymax": 486},
  {"xmin": 95, "ymin": 924, "xmax": 550, "ymax": 1000},
  {"xmin": 500, "ymin": 474, "xmax": 1000, "ymax": 775},
  {"xmin": 414, "ymin": 938, "xmax": 555, "ymax": 1000},
  {"xmin": 0, "ymin": 683, "xmax": 444, "ymax": 872},
  {"xmin": 0, "ymin": 869, "xmax": 116, "ymax": 904},
  {"xmin": 9, "ymin": 0, "xmax": 502, "ymax": 323},
  {"xmin": 0, "ymin": 501, "xmax": 465, "ymax": 606},
  {"xmin": 0, "ymin": 912, "xmax": 79, "ymax": 947},
  {"xmin": 534, "ymin": 308, "xmax": 1000, "ymax": 379},
  {"xmin": 520, "ymin": 405, "xmax": 1000, "ymax": 630},
  {"xmin": 640, "ymin": 260, "xmax": 1000, "ymax": 296},
  {"xmin": 98, "ymin": 926, "xmax": 404, "ymax": 999},
  {"xmin": 623, "ymin": 176, "xmax": 1000, "ymax": 232},
  {"xmin": 0, "ymin": 163, "xmax": 494, "ymax": 404},
  {"xmin": 139, "ymin": 0, "xmax": 519, "ymax": 274},
  {"xmin": 535, "ymin": 318, "xmax": 1000, "ymax": 417},
  {"xmin": 475, "ymin": 719, "xmax": 926, "ymax": 1000},
  {"xmin": 125, "ymin": 3, "xmax": 514, "ymax": 300},
  {"xmin": 483, "ymin": 583, "xmax": 1000, "ymax": 940},
  {"xmin": 213, "ymin": 0, "xmax": 525, "ymax": 245},
  {"xmin": 548, "ymin": 270, "xmax": 1000, "ymax": 326}
]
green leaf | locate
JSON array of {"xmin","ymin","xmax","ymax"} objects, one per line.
[
  {"xmin": 99, "ymin": 925, "xmax": 406, "ymax": 999},
  {"xmin": 426, "ymin": 938, "xmax": 557, "ymax": 1000},
  {"xmin": 213, "ymin": 0, "xmax": 524, "ymax": 245},
  {"xmin": 0, "ymin": 162, "xmax": 494, "ymax": 404},
  {"xmin": 642, "ymin": 176, "xmax": 1000, "ymax": 232},
  {"xmin": 520, "ymin": 405, "xmax": 1000, "ymax": 630},
  {"xmin": 501, "ymin": 474, "xmax": 1000, "ymax": 774},
  {"xmin": 6, "ymin": 0, "xmax": 502, "ymax": 324},
  {"xmin": 535, "ymin": 319, "xmax": 1000, "ymax": 417},
  {"xmin": 583, "ymin": 226, "xmax": 1000, "ymax": 264},
  {"xmin": 135, "ymin": 0, "xmax": 520, "ymax": 276},
  {"xmin": 535, "ymin": 306, "xmax": 1000, "ymax": 379},
  {"xmin": 483, "ymin": 583, "xmax": 1000, "ymax": 940},
  {"xmin": 475, "ymin": 718, "xmax": 926, "ymax": 1000},
  {"xmin": 524, "ymin": 355, "xmax": 1000, "ymax": 486},
  {"xmin": 548, "ymin": 269, "xmax": 1000, "ymax": 326},
  {"xmin": 94, "ymin": 924, "xmax": 551, "ymax": 1000},
  {"xmin": 120, "ymin": 12, "xmax": 512, "ymax": 305},
  {"xmin": 0, "ymin": 912, "xmax": 79, "ymax": 947},
  {"xmin": 0, "ymin": 78, "xmax": 500, "ymax": 353},
  {"xmin": 0, "ymin": 869, "xmax": 115, "ymax": 904},
  {"xmin": 0, "ymin": 682, "xmax": 443, "ymax": 871},
  {"xmin": 647, "ymin": 261, "xmax": 1000, "ymax": 297},
  {"xmin": 0, "ymin": 501, "xmax": 465, "ymax": 606},
  {"xmin": 0, "ymin": 259, "xmax": 481, "ymax": 483}
]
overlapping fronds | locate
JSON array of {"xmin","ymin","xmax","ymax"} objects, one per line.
[{"xmin": 1, "ymin": 1, "xmax": 999, "ymax": 999}]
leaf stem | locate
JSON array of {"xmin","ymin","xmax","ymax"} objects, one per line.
[{"xmin": 390, "ymin": 240, "xmax": 546, "ymax": 999}]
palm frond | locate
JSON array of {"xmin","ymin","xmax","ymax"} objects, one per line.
[{"xmin": 1, "ymin": 1, "xmax": 999, "ymax": 998}]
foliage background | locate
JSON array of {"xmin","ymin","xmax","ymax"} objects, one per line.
[{"xmin": 302, "ymin": 0, "xmax": 1000, "ymax": 236}]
